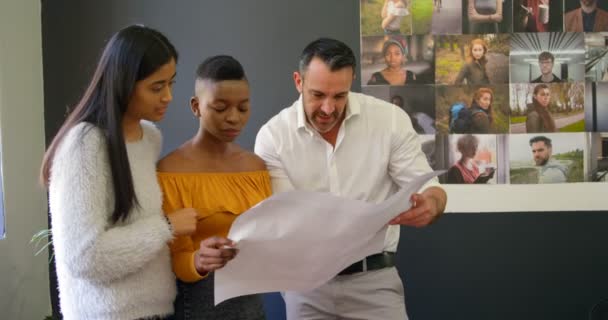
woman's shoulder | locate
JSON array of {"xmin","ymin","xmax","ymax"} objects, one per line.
[
  {"xmin": 447, "ymin": 165, "xmax": 464, "ymax": 182},
  {"xmin": 368, "ymin": 71, "xmax": 388, "ymax": 85},
  {"xmin": 59, "ymin": 122, "xmax": 105, "ymax": 155},
  {"xmin": 234, "ymin": 148, "xmax": 267, "ymax": 171},
  {"xmin": 158, "ymin": 145, "xmax": 268, "ymax": 173},
  {"xmin": 464, "ymin": 61, "xmax": 477, "ymax": 69},
  {"xmin": 68, "ymin": 122, "xmax": 102, "ymax": 139},
  {"xmin": 526, "ymin": 111, "xmax": 540, "ymax": 123},
  {"xmin": 457, "ymin": 63, "xmax": 472, "ymax": 76},
  {"xmin": 526, "ymin": 106, "xmax": 539, "ymax": 116},
  {"xmin": 472, "ymin": 112, "xmax": 488, "ymax": 122},
  {"xmin": 141, "ymin": 120, "xmax": 162, "ymax": 146},
  {"xmin": 471, "ymin": 111, "xmax": 490, "ymax": 132},
  {"xmin": 157, "ymin": 145, "xmax": 189, "ymax": 172},
  {"xmin": 471, "ymin": 106, "xmax": 488, "ymax": 116},
  {"xmin": 448, "ymin": 164, "xmax": 461, "ymax": 174},
  {"xmin": 52, "ymin": 123, "xmax": 108, "ymax": 177}
]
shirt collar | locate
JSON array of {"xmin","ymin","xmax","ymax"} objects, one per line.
[
  {"xmin": 296, "ymin": 94, "xmax": 307, "ymax": 130},
  {"xmin": 296, "ymin": 92, "xmax": 361, "ymax": 134}
]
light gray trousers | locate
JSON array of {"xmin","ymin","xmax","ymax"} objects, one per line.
[{"xmin": 283, "ymin": 267, "xmax": 408, "ymax": 320}]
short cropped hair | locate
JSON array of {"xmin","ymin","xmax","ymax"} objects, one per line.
[
  {"xmin": 529, "ymin": 136, "xmax": 552, "ymax": 148},
  {"xmin": 457, "ymin": 134, "xmax": 479, "ymax": 153},
  {"xmin": 538, "ymin": 51, "xmax": 555, "ymax": 63},
  {"xmin": 196, "ymin": 55, "xmax": 246, "ymax": 82}
]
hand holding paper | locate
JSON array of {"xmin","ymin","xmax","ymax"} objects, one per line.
[
  {"xmin": 214, "ymin": 170, "xmax": 445, "ymax": 306},
  {"xmin": 195, "ymin": 236, "xmax": 238, "ymax": 274},
  {"xmin": 388, "ymin": 186, "xmax": 447, "ymax": 226}
]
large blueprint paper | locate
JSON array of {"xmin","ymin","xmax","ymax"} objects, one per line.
[{"xmin": 214, "ymin": 170, "xmax": 444, "ymax": 305}]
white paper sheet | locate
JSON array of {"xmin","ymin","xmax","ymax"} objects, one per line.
[{"xmin": 214, "ymin": 170, "xmax": 445, "ymax": 305}]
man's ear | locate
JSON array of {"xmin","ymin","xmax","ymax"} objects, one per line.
[
  {"xmin": 190, "ymin": 96, "xmax": 201, "ymax": 117},
  {"xmin": 294, "ymin": 71, "xmax": 303, "ymax": 94}
]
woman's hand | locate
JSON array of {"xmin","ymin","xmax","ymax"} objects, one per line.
[
  {"xmin": 194, "ymin": 236, "xmax": 238, "ymax": 274},
  {"xmin": 167, "ymin": 208, "xmax": 198, "ymax": 236}
]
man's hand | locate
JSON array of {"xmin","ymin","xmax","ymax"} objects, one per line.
[
  {"xmin": 194, "ymin": 236, "xmax": 238, "ymax": 275},
  {"xmin": 388, "ymin": 186, "xmax": 447, "ymax": 227}
]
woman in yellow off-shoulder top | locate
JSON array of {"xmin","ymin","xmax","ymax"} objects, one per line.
[{"xmin": 157, "ymin": 55, "xmax": 270, "ymax": 320}]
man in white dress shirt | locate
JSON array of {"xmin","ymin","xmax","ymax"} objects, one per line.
[{"xmin": 255, "ymin": 37, "xmax": 447, "ymax": 320}]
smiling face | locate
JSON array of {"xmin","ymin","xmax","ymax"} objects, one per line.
[
  {"xmin": 477, "ymin": 92, "xmax": 492, "ymax": 109},
  {"xmin": 192, "ymin": 78, "xmax": 250, "ymax": 142},
  {"xmin": 125, "ymin": 58, "xmax": 176, "ymax": 123}
]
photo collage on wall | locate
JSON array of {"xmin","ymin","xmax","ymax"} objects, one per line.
[{"xmin": 360, "ymin": 0, "xmax": 608, "ymax": 184}]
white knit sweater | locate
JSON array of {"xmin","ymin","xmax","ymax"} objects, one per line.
[{"xmin": 49, "ymin": 121, "xmax": 176, "ymax": 320}]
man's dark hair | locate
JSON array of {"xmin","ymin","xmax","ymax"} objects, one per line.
[
  {"xmin": 538, "ymin": 51, "xmax": 555, "ymax": 63},
  {"xmin": 530, "ymin": 136, "xmax": 552, "ymax": 147},
  {"xmin": 298, "ymin": 37, "xmax": 356, "ymax": 75},
  {"xmin": 196, "ymin": 55, "xmax": 246, "ymax": 82}
]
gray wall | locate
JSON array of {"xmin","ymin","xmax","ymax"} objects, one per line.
[
  {"xmin": 42, "ymin": 0, "xmax": 361, "ymax": 153},
  {"xmin": 42, "ymin": 1, "xmax": 608, "ymax": 320},
  {"xmin": 0, "ymin": 0, "xmax": 51, "ymax": 319}
]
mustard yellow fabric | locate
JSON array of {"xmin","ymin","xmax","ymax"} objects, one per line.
[{"xmin": 158, "ymin": 171, "xmax": 272, "ymax": 282}]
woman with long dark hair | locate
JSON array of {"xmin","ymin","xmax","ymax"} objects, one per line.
[
  {"xmin": 526, "ymin": 84, "xmax": 556, "ymax": 133},
  {"xmin": 40, "ymin": 25, "xmax": 197, "ymax": 320}
]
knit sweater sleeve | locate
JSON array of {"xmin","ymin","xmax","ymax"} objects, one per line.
[{"xmin": 49, "ymin": 123, "xmax": 173, "ymax": 283}]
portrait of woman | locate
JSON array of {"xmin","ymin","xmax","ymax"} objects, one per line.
[
  {"xmin": 454, "ymin": 38, "xmax": 490, "ymax": 85},
  {"xmin": 367, "ymin": 38, "xmax": 417, "ymax": 85},
  {"xmin": 467, "ymin": 87, "xmax": 494, "ymax": 133},
  {"xmin": 510, "ymin": 82, "xmax": 585, "ymax": 133},
  {"xmin": 525, "ymin": 84, "xmax": 556, "ymax": 133},
  {"xmin": 447, "ymin": 134, "xmax": 496, "ymax": 184},
  {"xmin": 435, "ymin": 34, "xmax": 510, "ymax": 85}
]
